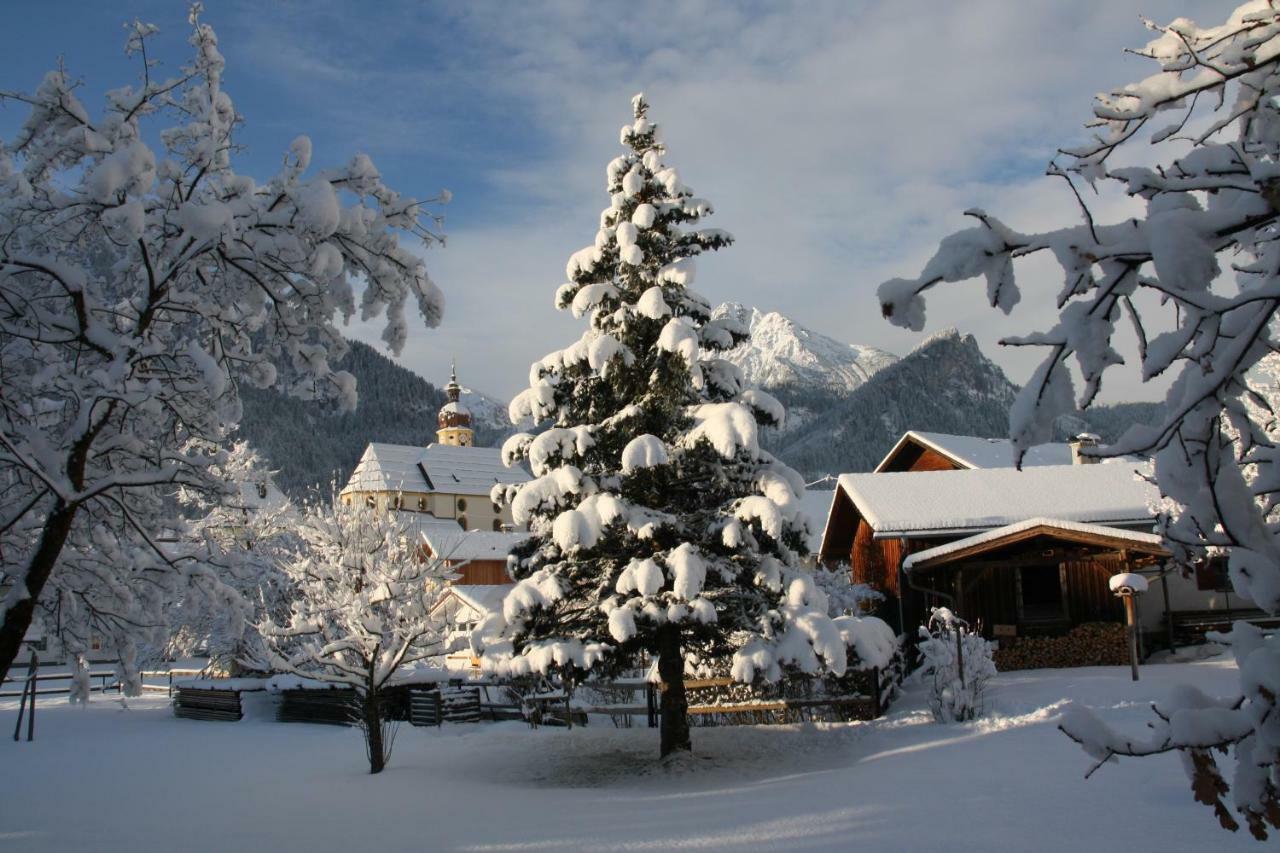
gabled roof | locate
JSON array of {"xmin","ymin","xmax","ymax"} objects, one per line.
[
  {"xmin": 422, "ymin": 530, "xmax": 529, "ymax": 562},
  {"xmin": 340, "ymin": 442, "xmax": 530, "ymax": 497},
  {"xmin": 430, "ymin": 584, "xmax": 515, "ymax": 618},
  {"xmin": 341, "ymin": 442, "xmax": 430, "ymax": 494},
  {"xmin": 399, "ymin": 514, "xmax": 464, "ymax": 540},
  {"xmin": 903, "ymin": 517, "xmax": 1167, "ymax": 571},
  {"xmin": 835, "ymin": 462, "xmax": 1157, "ymax": 539},
  {"xmin": 874, "ymin": 430, "xmax": 1074, "ymax": 473}
]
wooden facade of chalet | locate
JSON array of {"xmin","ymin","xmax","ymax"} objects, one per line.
[
  {"xmin": 420, "ymin": 531, "xmax": 528, "ymax": 586},
  {"xmin": 818, "ymin": 435, "xmax": 1167, "ymax": 641}
]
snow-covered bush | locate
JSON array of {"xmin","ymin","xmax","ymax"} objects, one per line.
[
  {"xmin": 473, "ymin": 95, "xmax": 847, "ymax": 758},
  {"xmin": 812, "ymin": 564, "xmax": 882, "ymax": 617},
  {"xmin": 250, "ymin": 502, "xmax": 455, "ymax": 774},
  {"xmin": 916, "ymin": 608, "xmax": 996, "ymax": 723},
  {"xmin": 0, "ymin": 6, "xmax": 447, "ymax": 687},
  {"xmin": 878, "ymin": 3, "xmax": 1280, "ymax": 837}
]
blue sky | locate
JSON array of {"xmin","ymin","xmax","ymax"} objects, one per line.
[{"xmin": 2, "ymin": 0, "xmax": 1227, "ymax": 402}]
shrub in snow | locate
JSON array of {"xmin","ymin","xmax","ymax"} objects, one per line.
[
  {"xmin": 879, "ymin": 3, "xmax": 1280, "ymax": 837},
  {"xmin": 916, "ymin": 608, "xmax": 996, "ymax": 724},
  {"xmin": 250, "ymin": 502, "xmax": 455, "ymax": 774},
  {"xmin": 0, "ymin": 8, "xmax": 448, "ymax": 688},
  {"xmin": 811, "ymin": 564, "xmax": 882, "ymax": 617},
  {"xmin": 475, "ymin": 95, "xmax": 846, "ymax": 758}
]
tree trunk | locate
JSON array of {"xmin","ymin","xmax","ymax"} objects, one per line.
[
  {"xmin": 364, "ymin": 687, "xmax": 386, "ymax": 775},
  {"xmin": 0, "ymin": 501, "xmax": 77, "ymax": 685},
  {"xmin": 657, "ymin": 623, "xmax": 691, "ymax": 758}
]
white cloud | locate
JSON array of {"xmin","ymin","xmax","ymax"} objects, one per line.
[{"xmin": 255, "ymin": 0, "xmax": 1226, "ymax": 404}]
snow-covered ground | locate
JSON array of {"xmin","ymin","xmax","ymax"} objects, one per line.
[{"xmin": 0, "ymin": 657, "xmax": 1254, "ymax": 852}]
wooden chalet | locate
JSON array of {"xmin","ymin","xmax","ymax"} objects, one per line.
[
  {"xmin": 420, "ymin": 529, "xmax": 529, "ymax": 586},
  {"xmin": 818, "ymin": 430, "xmax": 1182, "ymax": 641},
  {"xmin": 818, "ymin": 430, "xmax": 1268, "ymax": 648}
]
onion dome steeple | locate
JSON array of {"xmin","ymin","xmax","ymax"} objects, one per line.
[{"xmin": 436, "ymin": 360, "xmax": 475, "ymax": 446}]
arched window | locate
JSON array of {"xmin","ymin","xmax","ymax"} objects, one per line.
[
  {"xmin": 418, "ymin": 497, "xmax": 427, "ymax": 512},
  {"xmin": 458, "ymin": 515, "xmax": 469, "ymax": 530},
  {"xmin": 457, "ymin": 497, "xmax": 468, "ymax": 512},
  {"xmin": 364, "ymin": 496, "xmax": 375, "ymax": 508},
  {"xmin": 492, "ymin": 519, "xmax": 502, "ymax": 531}
]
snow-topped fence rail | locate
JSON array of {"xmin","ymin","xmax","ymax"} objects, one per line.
[{"xmin": 1, "ymin": 670, "xmax": 121, "ymax": 698}]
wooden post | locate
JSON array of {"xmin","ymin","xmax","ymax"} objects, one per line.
[
  {"xmin": 954, "ymin": 627, "xmax": 966, "ymax": 691},
  {"xmin": 1161, "ymin": 569, "xmax": 1175, "ymax": 653},
  {"xmin": 1123, "ymin": 596, "xmax": 1139, "ymax": 682},
  {"xmin": 27, "ymin": 651, "xmax": 37, "ymax": 741},
  {"xmin": 12, "ymin": 667, "xmax": 30, "ymax": 742}
]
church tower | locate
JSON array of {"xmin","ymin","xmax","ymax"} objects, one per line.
[{"xmin": 436, "ymin": 361, "xmax": 474, "ymax": 447}]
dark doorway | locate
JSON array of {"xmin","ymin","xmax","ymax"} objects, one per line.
[{"xmin": 1019, "ymin": 564, "xmax": 1066, "ymax": 622}]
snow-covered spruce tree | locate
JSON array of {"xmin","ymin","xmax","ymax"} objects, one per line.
[
  {"xmin": 0, "ymin": 7, "xmax": 446, "ymax": 686},
  {"xmin": 473, "ymin": 94, "xmax": 846, "ymax": 758},
  {"xmin": 878, "ymin": 4, "xmax": 1280, "ymax": 838},
  {"xmin": 251, "ymin": 502, "xmax": 455, "ymax": 775},
  {"xmin": 174, "ymin": 441, "xmax": 297, "ymax": 674}
]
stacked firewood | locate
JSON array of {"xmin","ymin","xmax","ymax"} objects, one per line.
[{"xmin": 993, "ymin": 623, "xmax": 1129, "ymax": 671}]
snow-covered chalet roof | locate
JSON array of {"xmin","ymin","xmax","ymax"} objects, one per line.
[
  {"xmin": 874, "ymin": 430, "xmax": 1074, "ymax": 472},
  {"xmin": 903, "ymin": 517, "xmax": 1166, "ymax": 571},
  {"xmin": 423, "ymin": 530, "xmax": 529, "ymax": 562},
  {"xmin": 445, "ymin": 584, "xmax": 514, "ymax": 617},
  {"xmin": 399, "ymin": 514, "xmax": 464, "ymax": 540},
  {"xmin": 796, "ymin": 489, "xmax": 836, "ymax": 555},
  {"xmin": 340, "ymin": 442, "xmax": 530, "ymax": 497},
  {"xmin": 836, "ymin": 463, "xmax": 1157, "ymax": 538}
]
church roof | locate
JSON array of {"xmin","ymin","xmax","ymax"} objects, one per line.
[{"xmin": 340, "ymin": 442, "xmax": 530, "ymax": 497}]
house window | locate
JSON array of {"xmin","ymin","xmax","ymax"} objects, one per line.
[
  {"xmin": 457, "ymin": 498, "xmax": 468, "ymax": 512},
  {"xmin": 492, "ymin": 519, "xmax": 502, "ymax": 531},
  {"xmin": 1018, "ymin": 564, "xmax": 1067, "ymax": 622},
  {"xmin": 418, "ymin": 497, "xmax": 427, "ymax": 512},
  {"xmin": 393, "ymin": 495, "xmax": 403, "ymax": 510},
  {"xmin": 458, "ymin": 515, "xmax": 468, "ymax": 530},
  {"xmin": 365, "ymin": 496, "xmax": 376, "ymax": 508},
  {"xmin": 1196, "ymin": 556, "xmax": 1233, "ymax": 593}
]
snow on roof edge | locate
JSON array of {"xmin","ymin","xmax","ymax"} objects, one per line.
[{"xmin": 903, "ymin": 517, "xmax": 1164, "ymax": 571}]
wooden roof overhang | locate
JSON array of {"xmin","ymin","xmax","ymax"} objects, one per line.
[{"xmin": 904, "ymin": 522, "xmax": 1170, "ymax": 574}]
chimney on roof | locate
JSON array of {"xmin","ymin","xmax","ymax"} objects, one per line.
[{"xmin": 1069, "ymin": 433, "xmax": 1101, "ymax": 465}]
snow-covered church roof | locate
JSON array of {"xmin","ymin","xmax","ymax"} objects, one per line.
[
  {"xmin": 874, "ymin": 430, "xmax": 1074, "ymax": 472},
  {"xmin": 340, "ymin": 442, "xmax": 530, "ymax": 497},
  {"xmin": 835, "ymin": 462, "xmax": 1157, "ymax": 538}
]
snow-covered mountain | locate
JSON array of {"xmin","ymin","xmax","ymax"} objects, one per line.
[
  {"xmin": 713, "ymin": 302, "xmax": 898, "ymax": 393},
  {"xmin": 458, "ymin": 387, "xmax": 512, "ymax": 436}
]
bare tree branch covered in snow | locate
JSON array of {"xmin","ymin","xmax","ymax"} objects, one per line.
[
  {"xmin": 0, "ymin": 6, "xmax": 447, "ymax": 686},
  {"xmin": 249, "ymin": 502, "xmax": 456, "ymax": 774},
  {"xmin": 878, "ymin": 3, "xmax": 1280, "ymax": 839}
]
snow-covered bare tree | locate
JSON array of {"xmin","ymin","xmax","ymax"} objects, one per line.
[
  {"xmin": 251, "ymin": 502, "xmax": 455, "ymax": 774},
  {"xmin": 173, "ymin": 441, "xmax": 296, "ymax": 673},
  {"xmin": 0, "ymin": 6, "xmax": 447, "ymax": 686},
  {"xmin": 878, "ymin": 3, "xmax": 1280, "ymax": 839},
  {"xmin": 472, "ymin": 94, "xmax": 847, "ymax": 758}
]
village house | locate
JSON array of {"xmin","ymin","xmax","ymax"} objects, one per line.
[{"xmin": 818, "ymin": 431, "xmax": 1260, "ymax": 649}]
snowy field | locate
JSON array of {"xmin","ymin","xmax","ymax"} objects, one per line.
[{"xmin": 0, "ymin": 657, "xmax": 1255, "ymax": 853}]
